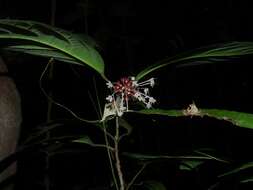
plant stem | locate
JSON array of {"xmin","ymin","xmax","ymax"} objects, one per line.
[
  {"xmin": 115, "ymin": 117, "xmax": 125, "ymax": 190},
  {"xmin": 46, "ymin": 61, "xmax": 54, "ymax": 122},
  {"xmin": 126, "ymin": 163, "xmax": 147, "ymax": 190},
  {"xmin": 44, "ymin": 1, "xmax": 56, "ymax": 189},
  {"xmin": 102, "ymin": 122, "xmax": 119, "ymax": 190}
]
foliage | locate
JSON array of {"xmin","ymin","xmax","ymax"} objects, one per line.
[
  {"xmin": 1, "ymin": 19, "xmax": 253, "ymax": 189},
  {"xmin": 0, "ymin": 19, "xmax": 105, "ymax": 79},
  {"xmin": 135, "ymin": 107, "xmax": 253, "ymax": 129}
]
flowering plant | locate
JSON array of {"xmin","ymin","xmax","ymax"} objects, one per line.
[
  {"xmin": 104, "ymin": 77, "xmax": 156, "ymax": 118},
  {"xmin": 1, "ymin": 19, "xmax": 253, "ymax": 189}
]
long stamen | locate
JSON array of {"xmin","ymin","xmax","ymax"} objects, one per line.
[{"xmin": 136, "ymin": 78, "xmax": 155, "ymax": 87}]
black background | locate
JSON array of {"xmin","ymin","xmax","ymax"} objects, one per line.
[{"xmin": 1, "ymin": 0, "xmax": 253, "ymax": 189}]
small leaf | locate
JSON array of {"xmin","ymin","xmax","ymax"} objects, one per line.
[
  {"xmin": 136, "ymin": 42, "xmax": 253, "ymax": 80},
  {"xmin": 72, "ymin": 136, "xmax": 113, "ymax": 150},
  {"xmin": 134, "ymin": 108, "xmax": 253, "ymax": 129},
  {"xmin": 180, "ymin": 160, "xmax": 205, "ymax": 171},
  {"xmin": 118, "ymin": 117, "xmax": 133, "ymax": 136},
  {"xmin": 73, "ymin": 136, "xmax": 93, "ymax": 145},
  {"xmin": 142, "ymin": 180, "xmax": 167, "ymax": 190},
  {"xmin": 23, "ymin": 123, "xmax": 63, "ymax": 144}
]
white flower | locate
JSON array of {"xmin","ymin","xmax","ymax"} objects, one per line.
[
  {"xmin": 144, "ymin": 88, "xmax": 149, "ymax": 95},
  {"xmin": 102, "ymin": 76, "xmax": 156, "ymax": 119},
  {"xmin": 106, "ymin": 81, "xmax": 113, "ymax": 89},
  {"xmin": 149, "ymin": 97, "xmax": 156, "ymax": 103},
  {"xmin": 130, "ymin": 76, "xmax": 136, "ymax": 81},
  {"xmin": 150, "ymin": 78, "xmax": 155, "ymax": 87},
  {"xmin": 106, "ymin": 95, "xmax": 113, "ymax": 102},
  {"xmin": 146, "ymin": 102, "xmax": 152, "ymax": 109}
]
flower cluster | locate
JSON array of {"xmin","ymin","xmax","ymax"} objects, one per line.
[{"xmin": 104, "ymin": 76, "xmax": 156, "ymax": 117}]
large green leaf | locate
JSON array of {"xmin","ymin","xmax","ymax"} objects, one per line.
[
  {"xmin": 134, "ymin": 108, "xmax": 253, "ymax": 129},
  {"xmin": 0, "ymin": 19, "xmax": 105, "ymax": 78},
  {"xmin": 136, "ymin": 42, "xmax": 253, "ymax": 80}
]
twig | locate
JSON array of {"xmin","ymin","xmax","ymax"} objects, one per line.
[
  {"xmin": 93, "ymin": 77, "xmax": 103, "ymax": 118},
  {"xmin": 126, "ymin": 163, "xmax": 148, "ymax": 190},
  {"xmin": 115, "ymin": 117, "xmax": 125, "ymax": 190},
  {"xmin": 39, "ymin": 60, "xmax": 100, "ymax": 124},
  {"xmin": 44, "ymin": 1, "xmax": 56, "ymax": 189}
]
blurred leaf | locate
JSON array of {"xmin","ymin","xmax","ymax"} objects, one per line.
[
  {"xmin": 179, "ymin": 160, "xmax": 205, "ymax": 171},
  {"xmin": 73, "ymin": 136, "xmax": 94, "ymax": 145},
  {"xmin": 123, "ymin": 152, "xmax": 226, "ymax": 163},
  {"xmin": 119, "ymin": 117, "xmax": 133, "ymax": 136},
  {"xmin": 219, "ymin": 162, "xmax": 253, "ymax": 177},
  {"xmin": 23, "ymin": 123, "xmax": 63, "ymax": 145},
  {"xmin": 240, "ymin": 177, "xmax": 253, "ymax": 184},
  {"xmin": 73, "ymin": 136, "xmax": 113, "ymax": 151},
  {"xmin": 142, "ymin": 180, "xmax": 167, "ymax": 190},
  {"xmin": 134, "ymin": 108, "xmax": 253, "ymax": 129},
  {"xmin": 0, "ymin": 19, "xmax": 105, "ymax": 78},
  {"xmin": 136, "ymin": 41, "xmax": 253, "ymax": 80}
]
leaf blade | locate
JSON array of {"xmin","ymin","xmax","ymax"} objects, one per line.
[
  {"xmin": 0, "ymin": 19, "xmax": 105, "ymax": 77},
  {"xmin": 136, "ymin": 42, "xmax": 253, "ymax": 80},
  {"xmin": 134, "ymin": 108, "xmax": 253, "ymax": 129},
  {"xmin": 142, "ymin": 181, "xmax": 167, "ymax": 190},
  {"xmin": 219, "ymin": 162, "xmax": 253, "ymax": 177}
]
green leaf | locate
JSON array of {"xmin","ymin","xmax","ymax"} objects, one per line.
[
  {"xmin": 219, "ymin": 162, "xmax": 253, "ymax": 177},
  {"xmin": 118, "ymin": 117, "xmax": 133, "ymax": 136},
  {"xmin": 134, "ymin": 108, "xmax": 253, "ymax": 129},
  {"xmin": 136, "ymin": 42, "xmax": 253, "ymax": 80},
  {"xmin": 0, "ymin": 19, "xmax": 105, "ymax": 78},
  {"xmin": 179, "ymin": 160, "xmax": 205, "ymax": 171},
  {"xmin": 73, "ymin": 136, "xmax": 94, "ymax": 145},
  {"xmin": 134, "ymin": 109, "xmax": 183, "ymax": 117},
  {"xmin": 123, "ymin": 152, "xmax": 226, "ymax": 162},
  {"xmin": 4, "ymin": 44, "xmax": 79, "ymax": 64},
  {"xmin": 240, "ymin": 177, "xmax": 253, "ymax": 184},
  {"xmin": 73, "ymin": 136, "xmax": 113, "ymax": 151},
  {"xmin": 142, "ymin": 181, "xmax": 167, "ymax": 190}
]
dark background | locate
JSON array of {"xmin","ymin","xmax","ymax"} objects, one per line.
[{"xmin": 1, "ymin": 0, "xmax": 253, "ymax": 189}]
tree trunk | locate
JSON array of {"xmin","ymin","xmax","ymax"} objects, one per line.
[{"xmin": 0, "ymin": 57, "xmax": 22, "ymax": 190}]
